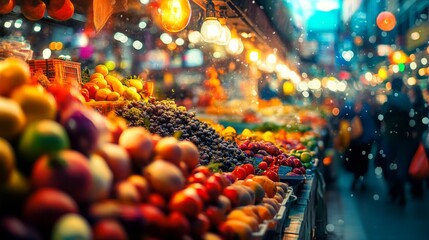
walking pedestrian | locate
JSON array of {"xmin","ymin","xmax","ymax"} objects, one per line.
[
  {"xmin": 381, "ymin": 77, "xmax": 413, "ymax": 206},
  {"xmin": 407, "ymin": 84, "xmax": 429, "ymax": 199}
]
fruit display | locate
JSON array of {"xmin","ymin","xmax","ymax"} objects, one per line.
[
  {"xmin": 116, "ymin": 100, "xmax": 252, "ymax": 172},
  {"xmin": 0, "ymin": 57, "xmax": 295, "ymax": 240},
  {"xmin": 81, "ymin": 65, "xmax": 152, "ymax": 102}
]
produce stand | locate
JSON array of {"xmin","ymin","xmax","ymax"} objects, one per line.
[{"xmin": 0, "ymin": 1, "xmax": 328, "ymax": 239}]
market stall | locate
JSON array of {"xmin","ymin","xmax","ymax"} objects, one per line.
[{"xmin": 0, "ymin": 1, "xmax": 329, "ymax": 239}]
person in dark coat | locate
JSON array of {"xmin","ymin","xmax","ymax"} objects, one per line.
[
  {"xmin": 381, "ymin": 77, "xmax": 413, "ymax": 206},
  {"xmin": 344, "ymin": 95, "xmax": 377, "ymax": 191},
  {"xmin": 407, "ymin": 84, "xmax": 429, "ymax": 199}
]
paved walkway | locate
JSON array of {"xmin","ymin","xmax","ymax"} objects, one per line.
[{"xmin": 323, "ymin": 156, "xmax": 429, "ymax": 240}]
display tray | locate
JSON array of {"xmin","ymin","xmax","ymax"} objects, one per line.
[
  {"xmin": 265, "ymin": 187, "xmax": 293, "ymax": 240},
  {"xmin": 252, "ymin": 221, "xmax": 268, "ymax": 240},
  {"xmin": 279, "ymin": 175, "xmax": 306, "ymax": 187}
]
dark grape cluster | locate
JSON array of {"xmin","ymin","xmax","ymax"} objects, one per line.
[{"xmin": 116, "ymin": 100, "xmax": 252, "ymax": 172}]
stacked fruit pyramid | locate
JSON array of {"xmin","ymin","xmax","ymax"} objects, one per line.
[{"xmin": 0, "ymin": 57, "xmax": 293, "ymax": 240}]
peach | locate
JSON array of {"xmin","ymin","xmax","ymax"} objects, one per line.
[
  {"xmin": 119, "ymin": 127, "xmax": 153, "ymax": 167},
  {"xmin": 143, "ymin": 160, "xmax": 185, "ymax": 197},
  {"xmin": 178, "ymin": 140, "xmax": 200, "ymax": 170},
  {"xmin": 96, "ymin": 143, "xmax": 131, "ymax": 182},
  {"xmin": 154, "ymin": 137, "xmax": 182, "ymax": 166},
  {"xmin": 218, "ymin": 220, "xmax": 252, "ymax": 240},
  {"xmin": 127, "ymin": 175, "xmax": 150, "ymax": 201}
]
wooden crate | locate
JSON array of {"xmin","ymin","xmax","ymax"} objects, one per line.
[
  {"xmin": 28, "ymin": 59, "xmax": 81, "ymax": 89},
  {"xmin": 85, "ymin": 101, "xmax": 128, "ymax": 115}
]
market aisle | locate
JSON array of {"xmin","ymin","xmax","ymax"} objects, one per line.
[{"xmin": 324, "ymin": 157, "xmax": 429, "ymax": 240}]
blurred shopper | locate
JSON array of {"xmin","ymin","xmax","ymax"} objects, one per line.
[
  {"xmin": 381, "ymin": 77, "xmax": 413, "ymax": 206},
  {"xmin": 407, "ymin": 84, "xmax": 429, "ymax": 199},
  {"xmin": 344, "ymin": 95, "xmax": 377, "ymax": 191}
]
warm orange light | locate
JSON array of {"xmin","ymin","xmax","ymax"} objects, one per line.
[
  {"xmin": 247, "ymin": 49, "xmax": 260, "ymax": 63},
  {"xmin": 390, "ymin": 50, "xmax": 408, "ymax": 64},
  {"xmin": 323, "ymin": 156, "xmax": 332, "ymax": 166},
  {"xmin": 376, "ymin": 11, "xmax": 396, "ymax": 31},
  {"xmin": 332, "ymin": 107, "xmax": 340, "ymax": 116},
  {"xmin": 159, "ymin": 0, "xmax": 191, "ymax": 33}
]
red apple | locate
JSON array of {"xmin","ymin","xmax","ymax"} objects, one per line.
[
  {"xmin": 187, "ymin": 172, "xmax": 208, "ymax": 185},
  {"xmin": 204, "ymin": 177, "xmax": 222, "ymax": 203},
  {"xmin": 205, "ymin": 206, "xmax": 225, "ymax": 231},
  {"xmin": 189, "ymin": 213, "xmax": 210, "ymax": 239},
  {"xmin": 222, "ymin": 185, "xmax": 240, "ymax": 208},
  {"xmin": 264, "ymin": 170, "xmax": 280, "ymax": 182},
  {"xmin": 187, "ymin": 183, "xmax": 210, "ymax": 203},
  {"xmin": 139, "ymin": 204, "xmax": 167, "ymax": 235},
  {"xmin": 169, "ymin": 188, "xmax": 203, "ymax": 218},
  {"xmin": 31, "ymin": 150, "xmax": 93, "ymax": 202},
  {"xmin": 258, "ymin": 161, "xmax": 268, "ymax": 170},
  {"xmin": 191, "ymin": 165, "xmax": 212, "ymax": 177},
  {"xmin": 92, "ymin": 219, "xmax": 127, "ymax": 240},
  {"xmin": 232, "ymin": 166, "xmax": 247, "ymax": 180},
  {"xmin": 241, "ymin": 163, "xmax": 255, "ymax": 175},
  {"xmin": 166, "ymin": 211, "xmax": 190, "ymax": 238},
  {"xmin": 23, "ymin": 188, "xmax": 78, "ymax": 231},
  {"xmin": 147, "ymin": 193, "xmax": 167, "ymax": 211}
]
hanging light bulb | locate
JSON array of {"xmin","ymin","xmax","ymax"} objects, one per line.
[
  {"xmin": 226, "ymin": 28, "xmax": 244, "ymax": 55},
  {"xmin": 159, "ymin": 0, "xmax": 192, "ymax": 33},
  {"xmin": 215, "ymin": 6, "xmax": 231, "ymax": 45},
  {"xmin": 200, "ymin": 0, "xmax": 222, "ymax": 43}
]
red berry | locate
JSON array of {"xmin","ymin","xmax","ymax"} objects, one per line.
[{"xmin": 258, "ymin": 161, "xmax": 268, "ymax": 170}]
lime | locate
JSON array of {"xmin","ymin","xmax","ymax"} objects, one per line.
[
  {"xmin": 303, "ymin": 162, "xmax": 313, "ymax": 169},
  {"xmin": 300, "ymin": 152, "xmax": 312, "ymax": 163}
]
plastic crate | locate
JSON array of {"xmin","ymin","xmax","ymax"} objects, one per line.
[{"xmin": 28, "ymin": 59, "xmax": 81, "ymax": 89}]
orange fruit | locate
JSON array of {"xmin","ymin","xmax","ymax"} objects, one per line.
[
  {"xmin": 106, "ymin": 92, "xmax": 120, "ymax": 101},
  {"xmin": 105, "ymin": 75, "xmax": 119, "ymax": 85},
  {"xmin": 92, "ymin": 78, "xmax": 108, "ymax": 89},
  {"xmin": 0, "ymin": 97, "xmax": 26, "ymax": 139},
  {"xmin": 95, "ymin": 65, "xmax": 109, "ymax": 77},
  {"xmin": 110, "ymin": 80, "xmax": 124, "ymax": 95},
  {"xmin": 10, "ymin": 85, "xmax": 57, "ymax": 124},
  {"xmin": 95, "ymin": 88, "xmax": 111, "ymax": 101},
  {"xmin": 0, "ymin": 58, "xmax": 31, "ymax": 96},
  {"xmin": 0, "ymin": 137, "xmax": 15, "ymax": 185},
  {"xmin": 90, "ymin": 73, "xmax": 104, "ymax": 81}
]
